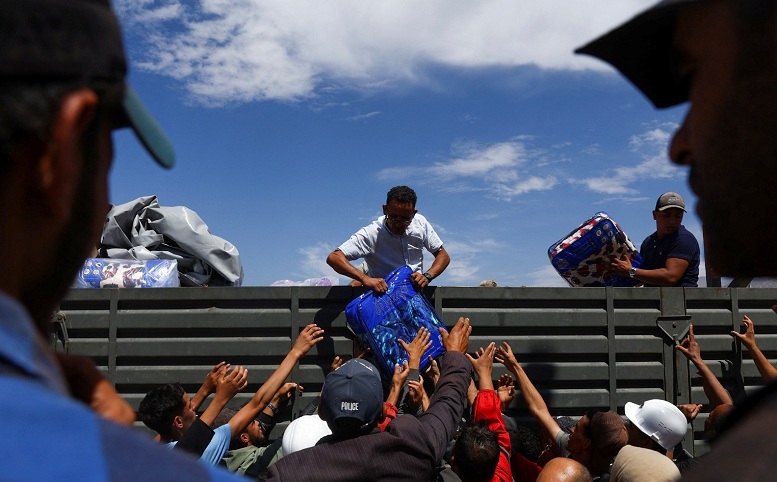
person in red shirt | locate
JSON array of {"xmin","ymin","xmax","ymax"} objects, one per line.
[{"xmin": 449, "ymin": 342, "xmax": 513, "ymax": 482}]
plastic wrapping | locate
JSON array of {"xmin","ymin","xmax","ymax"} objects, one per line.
[
  {"xmin": 345, "ymin": 265, "xmax": 445, "ymax": 376},
  {"xmin": 74, "ymin": 258, "xmax": 180, "ymax": 288},
  {"xmin": 270, "ymin": 277, "xmax": 339, "ymax": 287},
  {"xmin": 548, "ymin": 212, "xmax": 642, "ymax": 287}
]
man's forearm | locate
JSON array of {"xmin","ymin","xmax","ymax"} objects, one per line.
[
  {"xmin": 693, "ymin": 360, "xmax": 733, "ymax": 407},
  {"xmin": 426, "ymin": 248, "xmax": 450, "ymax": 279},
  {"xmin": 746, "ymin": 344, "xmax": 777, "ymax": 381},
  {"xmin": 326, "ymin": 250, "xmax": 369, "ymax": 284}
]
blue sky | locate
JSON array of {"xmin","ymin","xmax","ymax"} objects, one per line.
[{"xmin": 108, "ymin": 0, "xmax": 703, "ymax": 287}]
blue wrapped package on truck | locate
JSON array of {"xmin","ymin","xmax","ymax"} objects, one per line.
[{"xmin": 345, "ymin": 265, "xmax": 446, "ymax": 377}]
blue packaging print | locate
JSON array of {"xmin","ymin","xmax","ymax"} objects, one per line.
[
  {"xmin": 75, "ymin": 258, "xmax": 180, "ymax": 288},
  {"xmin": 345, "ymin": 265, "xmax": 446, "ymax": 376}
]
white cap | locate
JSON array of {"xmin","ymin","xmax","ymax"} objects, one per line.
[
  {"xmin": 625, "ymin": 400, "xmax": 687, "ymax": 451},
  {"xmin": 281, "ymin": 415, "xmax": 332, "ymax": 456}
]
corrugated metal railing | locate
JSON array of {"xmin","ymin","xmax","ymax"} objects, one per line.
[{"xmin": 57, "ymin": 286, "xmax": 777, "ymax": 455}]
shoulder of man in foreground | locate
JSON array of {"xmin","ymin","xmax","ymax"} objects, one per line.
[{"xmin": 0, "ymin": 375, "xmax": 239, "ymax": 481}]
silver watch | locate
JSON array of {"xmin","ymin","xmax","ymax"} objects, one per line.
[{"xmin": 628, "ymin": 267, "xmax": 637, "ymax": 278}]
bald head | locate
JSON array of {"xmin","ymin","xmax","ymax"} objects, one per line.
[{"xmin": 537, "ymin": 457, "xmax": 593, "ymax": 482}]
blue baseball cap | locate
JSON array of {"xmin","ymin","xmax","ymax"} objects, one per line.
[{"xmin": 319, "ymin": 359, "xmax": 383, "ymax": 434}]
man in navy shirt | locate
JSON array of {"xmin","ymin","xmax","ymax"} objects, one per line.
[{"xmin": 610, "ymin": 192, "xmax": 700, "ymax": 287}]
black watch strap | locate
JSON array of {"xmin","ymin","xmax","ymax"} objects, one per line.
[{"xmin": 423, "ymin": 272, "xmax": 433, "ymax": 282}]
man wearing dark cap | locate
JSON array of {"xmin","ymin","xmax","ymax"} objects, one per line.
[
  {"xmin": 262, "ymin": 317, "xmax": 474, "ymax": 482},
  {"xmin": 609, "ymin": 192, "xmax": 700, "ymax": 287},
  {"xmin": 0, "ymin": 1, "xmax": 240, "ymax": 480},
  {"xmin": 576, "ymin": 0, "xmax": 777, "ymax": 479}
]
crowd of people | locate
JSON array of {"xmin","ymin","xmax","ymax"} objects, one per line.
[
  {"xmin": 124, "ymin": 309, "xmax": 777, "ymax": 482},
  {"xmin": 4, "ymin": 0, "xmax": 777, "ymax": 480}
]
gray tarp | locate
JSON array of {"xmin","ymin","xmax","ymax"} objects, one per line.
[{"xmin": 99, "ymin": 196, "xmax": 243, "ymax": 287}]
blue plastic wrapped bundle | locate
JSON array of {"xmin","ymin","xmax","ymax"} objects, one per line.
[
  {"xmin": 345, "ymin": 265, "xmax": 446, "ymax": 377},
  {"xmin": 74, "ymin": 258, "xmax": 180, "ymax": 288},
  {"xmin": 548, "ymin": 212, "xmax": 642, "ymax": 287}
]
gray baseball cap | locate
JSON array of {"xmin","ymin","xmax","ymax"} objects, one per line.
[
  {"xmin": 0, "ymin": 0, "xmax": 175, "ymax": 168},
  {"xmin": 655, "ymin": 192, "xmax": 687, "ymax": 212},
  {"xmin": 575, "ymin": 0, "xmax": 708, "ymax": 108}
]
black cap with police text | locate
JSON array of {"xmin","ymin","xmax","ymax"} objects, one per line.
[
  {"xmin": 655, "ymin": 192, "xmax": 687, "ymax": 212},
  {"xmin": 575, "ymin": 0, "xmax": 709, "ymax": 109},
  {"xmin": 319, "ymin": 358, "xmax": 383, "ymax": 434},
  {"xmin": 0, "ymin": 0, "xmax": 175, "ymax": 168}
]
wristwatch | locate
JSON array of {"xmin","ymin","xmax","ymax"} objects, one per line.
[
  {"xmin": 628, "ymin": 267, "xmax": 637, "ymax": 278},
  {"xmin": 423, "ymin": 272, "xmax": 434, "ymax": 283}
]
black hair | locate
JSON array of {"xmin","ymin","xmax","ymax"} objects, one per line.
[
  {"xmin": 0, "ymin": 82, "xmax": 76, "ymax": 177},
  {"xmin": 453, "ymin": 421, "xmax": 499, "ymax": 482},
  {"xmin": 386, "ymin": 185, "xmax": 417, "ymax": 207},
  {"xmin": 137, "ymin": 383, "xmax": 186, "ymax": 436}
]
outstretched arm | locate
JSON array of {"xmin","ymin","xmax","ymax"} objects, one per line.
[
  {"xmin": 731, "ymin": 315, "xmax": 777, "ymax": 382},
  {"xmin": 228, "ymin": 324, "xmax": 324, "ymax": 437},
  {"xmin": 676, "ymin": 325, "xmax": 733, "ymax": 408},
  {"xmin": 495, "ymin": 341, "xmax": 561, "ymax": 441}
]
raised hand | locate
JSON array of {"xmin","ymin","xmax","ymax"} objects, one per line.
[
  {"xmin": 202, "ymin": 361, "xmax": 229, "ymax": 394},
  {"xmin": 730, "ymin": 315, "xmax": 757, "ymax": 349},
  {"xmin": 497, "ymin": 374, "xmax": 516, "ymax": 411},
  {"xmin": 495, "ymin": 341, "xmax": 519, "ymax": 370},
  {"xmin": 217, "ymin": 365, "xmax": 248, "ymax": 400},
  {"xmin": 392, "ymin": 360, "xmax": 410, "ymax": 391},
  {"xmin": 467, "ymin": 342, "xmax": 496, "ymax": 391},
  {"xmin": 292, "ymin": 323, "xmax": 325, "ymax": 356},
  {"xmin": 677, "ymin": 403, "xmax": 702, "ymax": 422},
  {"xmin": 440, "ymin": 317, "xmax": 471, "ymax": 354},
  {"xmin": 676, "ymin": 324, "xmax": 703, "ymax": 364},
  {"xmin": 406, "ymin": 377, "xmax": 429, "ymax": 412},
  {"xmin": 423, "ymin": 355, "xmax": 440, "ymax": 386},
  {"xmin": 398, "ymin": 327, "xmax": 432, "ymax": 369}
]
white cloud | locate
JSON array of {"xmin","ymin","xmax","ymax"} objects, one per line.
[
  {"xmin": 575, "ymin": 122, "xmax": 683, "ymax": 195},
  {"xmin": 115, "ymin": 0, "xmax": 655, "ymax": 104},
  {"xmin": 346, "ymin": 111, "xmax": 381, "ymax": 122},
  {"xmin": 526, "ymin": 265, "xmax": 570, "ymax": 287},
  {"xmin": 377, "ymin": 138, "xmax": 559, "ymax": 201},
  {"xmin": 440, "ymin": 238, "xmax": 507, "ymax": 285},
  {"xmin": 294, "ymin": 243, "xmax": 340, "ymax": 281}
]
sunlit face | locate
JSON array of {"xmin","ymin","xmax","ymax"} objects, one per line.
[
  {"xmin": 566, "ymin": 416, "xmax": 590, "ymax": 456},
  {"xmin": 382, "ymin": 199, "xmax": 417, "ymax": 235},
  {"xmin": 669, "ymin": 2, "xmax": 777, "ymax": 276},
  {"xmin": 652, "ymin": 208, "xmax": 684, "ymax": 239}
]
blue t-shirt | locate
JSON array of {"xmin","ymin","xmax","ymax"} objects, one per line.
[
  {"xmin": 640, "ymin": 225, "xmax": 700, "ymax": 287},
  {"xmin": 169, "ymin": 423, "xmax": 232, "ymax": 466}
]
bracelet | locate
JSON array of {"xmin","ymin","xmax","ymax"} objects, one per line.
[{"xmin": 268, "ymin": 402, "xmax": 279, "ymax": 415}]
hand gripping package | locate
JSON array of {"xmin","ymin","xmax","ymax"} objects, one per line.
[
  {"xmin": 345, "ymin": 265, "xmax": 446, "ymax": 377},
  {"xmin": 548, "ymin": 212, "xmax": 642, "ymax": 287}
]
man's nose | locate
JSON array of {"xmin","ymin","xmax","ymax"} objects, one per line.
[{"xmin": 669, "ymin": 112, "xmax": 691, "ymax": 166}]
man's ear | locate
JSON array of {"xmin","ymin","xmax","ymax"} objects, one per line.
[
  {"xmin": 173, "ymin": 415, "xmax": 184, "ymax": 429},
  {"xmin": 382, "ymin": 204, "xmax": 388, "ymax": 215},
  {"xmin": 239, "ymin": 432, "xmax": 249, "ymax": 444},
  {"xmin": 36, "ymin": 89, "xmax": 100, "ymax": 222}
]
